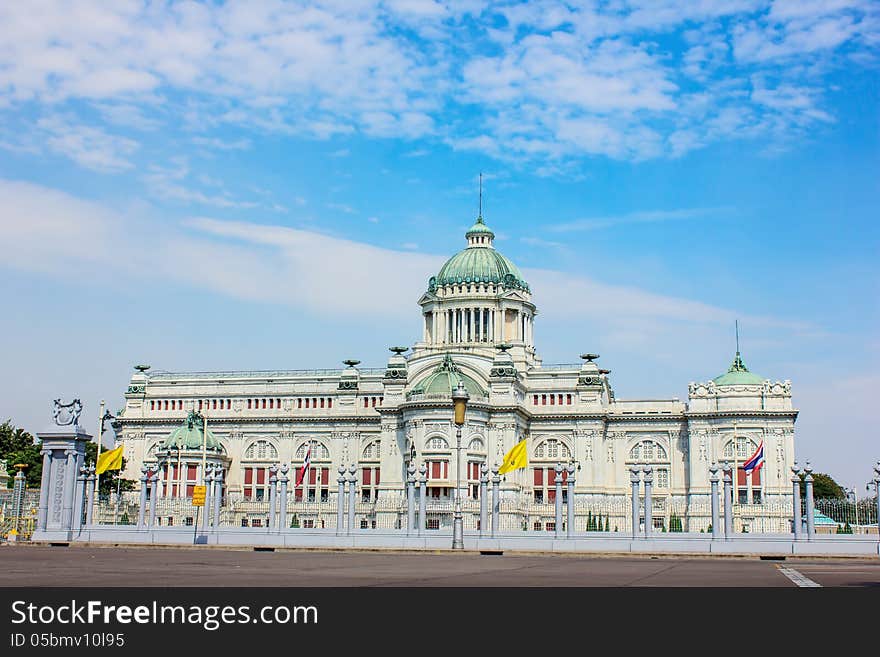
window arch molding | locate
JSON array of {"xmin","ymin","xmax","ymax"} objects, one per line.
[
  {"xmin": 295, "ymin": 441, "xmax": 330, "ymax": 460},
  {"xmin": 424, "ymin": 435, "xmax": 450, "ymax": 451},
  {"xmin": 243, "ymin": 439, "xmax": 278, "ymax": 461},
  {"xmin": 533, "ymin": 438, "xmax": 571, "ymax": 461},
  {"xmin": 627, "ymin": 439, "xmax": 669, "ymax": 462},
  {"xmin": 362, "ymin": 440, "xmax": 381, "ymax": 461},
  {"xmin": 722, "ymin": 436, "xmax": 759, "ymax": 460}
]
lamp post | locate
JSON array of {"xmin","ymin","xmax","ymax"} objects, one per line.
[{"xmin": 451, "ymin": 381, "xmax": 469, "ymax": 550}]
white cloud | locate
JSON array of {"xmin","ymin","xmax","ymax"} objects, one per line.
[
  {"xmin": 549, "ymin": 207, "xmax": 731, "ymax": 232},
  {"xmin": 36, "ymin": 115, "xmax": 139, "ymax": 172}
]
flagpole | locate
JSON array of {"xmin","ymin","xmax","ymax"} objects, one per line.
[
  {"xmin": 732, "ymin": 418, "xmax": 738, "ymax": 531},
  {"xmin": 202, "ymin": 411, "xmax": 208, "ymax": 486},
  {"xmin": 95, "ymin": 400, "xmax": 105, "ymax": 501}
]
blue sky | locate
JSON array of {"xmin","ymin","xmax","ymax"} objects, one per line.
[{"xmin": 0, "ymin": 1, "xmax": 877, "ymax": 489}]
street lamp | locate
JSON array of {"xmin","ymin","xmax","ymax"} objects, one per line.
[{"xmin": 451, "ymin": 381, "xmax": 469, "ymax": 550}]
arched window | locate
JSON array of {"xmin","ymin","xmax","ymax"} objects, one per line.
[
  {"xmin": 295, "ymin": 442, "xmax": 330, "ymax": 460},
  {"xmin": 531, "ymin": 439, "xmax": 572, "ymax": 503},
  {"xmin": 467, "ymin": 438, "xmax": 484, "ymax": 452},
  {"xmin": 244, "ymin": 440, "xmax": 278, "ymax": 461},
  {"xmin": 628, "ymin": 440, "xmax": 668, "ymax": 462},
  {"xmin": 425, "ymin": 436, "xmax": 449, "ymax": 451},
  {"xmin": 361, "ymin": 441, "xmax": 381, "ymax": 502},
  {"xmin": 294, "ymin": 441, "xmax": 331, "ymax": 502},
  {"xmin": 533, "ymin": 439, "xmax": 570, "ymax": 460},
  {"xmin": 723, "ymin": 437, "xmax": 757, "ymax": 459},
  {"xmin": 723, "ymin": 437, "xmax": 762, "ymax": 505}
]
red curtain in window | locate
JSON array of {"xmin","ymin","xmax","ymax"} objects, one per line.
[
  {"xmin": 187, "ymin": 465, "xmax": 197, "ymax": 480},
  {"xmin": 534, "ymin": 468, "xmax": 543, "ymax": 486},
  {"xmin": 328, "ymin": 399, "xmax": 332, "ymax": 408},
  {"xmin": 752, "ymin": 469, "xmax": 761, "ymax": 485},
  {"xmin": 321, "ymin": 468, "xmax": 329, "ymax": 485},
  {"xmin": 363, "ymin": 469, "xmax": 371, "ymax": 485},
  {"xmin": 431, "ymin": 462, "xmax": 441, "ymax": 479},
  {"xmin": 737, "ymin": 468, "xmax": 747, "ymax": 486},
  {"xmin": 548, "ymin": 489, "xmax": 556, "ymax": 502},
  {"xmin": 256, "ymin": 469, "xmax": 265, "ymax": 484},
  {"xmin": 244, "ymin": 469, "xmax": 253, "ymax": 485},
  {"xmin": 375, "ymin": 468, "xmax": 380, "ymax": 485},
  {"xmin": 309, "ymin": 468, "xmax": 317, "ymax": 485}
]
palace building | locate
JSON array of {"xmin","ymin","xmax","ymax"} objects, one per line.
[{"xmin": 116, "ymin": 214, "xmax": 798, "ymax": 531}]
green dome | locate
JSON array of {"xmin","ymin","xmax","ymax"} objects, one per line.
[
  {"xmin": 162, "ymin": 411, "xmax": 221, "ymax": 451},
  {"xmin": 430, "ymin": 217, "xmax": 530, "ymax": 292},
  {"xmin": 712, "ymin": 352, "xmax": 766, "ymax": 386},
  {"xmin": 466, "ymin": 215, "xmax": 495, "ymax": 238},
  {"xmin": 408, "ymin": 354, "xmax": 486, "ymax": 398}
]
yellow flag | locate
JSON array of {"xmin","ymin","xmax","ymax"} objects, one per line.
[
  {"xmin": 498, "ymin": 439, "xmax": 528, "ymax": 475},
  {"xmin": 96, "ymin": 445, "xmax": 124, "ymax": 474}
]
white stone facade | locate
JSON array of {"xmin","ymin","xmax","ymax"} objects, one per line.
[{"xmin": 117, "ymin": 218, "xmax": 798, "ymax": 531}]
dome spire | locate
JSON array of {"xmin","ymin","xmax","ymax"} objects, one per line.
[{"xmin": 479, "ymin": 171, "xmax": 482, "ymax": 219}]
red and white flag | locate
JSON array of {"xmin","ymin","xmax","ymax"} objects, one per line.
[{"xmin": 295, "ymin": 445, "xmax": 312, "ymax": 488}]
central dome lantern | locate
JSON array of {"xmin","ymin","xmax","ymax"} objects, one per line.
[{"xmin": 416, "ymin": 211, "xmax": 538, "ymax": 366}]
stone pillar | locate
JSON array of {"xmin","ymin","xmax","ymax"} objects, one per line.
[
  {"xmin": 73, "ymin": 465, "xmax": 86, "ymax": 531},
  {"xmin": 406, "ymin": 463, "xmax": 416, "ymax": 536},
  {"xmin": 804, "ymin": 462, "xmax": 815, "ymax": 540},
  {"xmin": 347, "ymin": 464, "xmax": 357, "ymax": 534},
  {"xmin": 36, "ymin": 450, "xmax": 51, "ymax": 531},
  {"xmin": 629, "ymin": 466, "xmax": 641, "ymax": 539},
  {"xmin": 643, "ymin": 465, "xmax": 653, "ymax": 538},
  {"xmin": 278, "ymin": 464, "xmax": 289, "ymax": 530},
  {"xmin": 336, "ymin": 466, "xmax": 346, "ymax": 535},
  {"xmin": 203, "ymin": 466, "xmax": 214, "ymax": 530},
  {"xmin": 709, "ymin": 463, "xmax": 720, "ymax": 539},
  {"xmin": 566, "ymin": 462, "xmax": 576, "ymax": 539},
  {"xmin": 268, "ymin": 465, "xmax": 278, "ymax": 531},
  {"xmin": 418, "ymin": 464, "xmax": 427, "ymax": 537},
  {"xmin": 554, "ymin": 463, "xmax": 563, "ymax": 539},
  {"xmin": 138, "ymin": 465, "xmax": 149, "ymax": 529},
  {"xmin": 722, "ymin": 463, "xmax": 733, "ymax": 538},
  {"xmin": 212, "ymin": 467, "xmax": 223, "ymax": 528},
  {"xmin": 791, "ymin": 464, "xmax": 802, "ymax": 540},
  {"xmin": 85, "ymin": 466, "xmax": 96, "ymax": 527},
  {"xmin": 491, "ymin": 467, "xmax": 500, "ymax": 538},
  {"xmin": 148, "ymin": 468, "xmax": 159, "ymax": 528},
  {"xmin": 61, "ymin": 449, "xmax": 77, "ymax": 530},
  {"xmin": 479, "ymin": 463, "xmax": 488, "ymax": 537}
]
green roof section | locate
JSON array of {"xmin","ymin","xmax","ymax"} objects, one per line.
[
  {"xmin": 162, "ymin": 410, "xmax": 222, "ymax": 451},
  {"xmin": 712, "ymin": 352, "xmax": 766, "ymax": 386},
  {"xmin": 465, "ymin": 215, "xmax": 495, "ymax": 237},
  {"xmin": 408, "ymin": 354, "xmax": 486, "ymax": 398},
  {"xmin": 430, "ymin": 216, "xmax": 530, "ymax": 292}
]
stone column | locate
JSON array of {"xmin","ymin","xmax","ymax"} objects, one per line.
[
  {"xmin": 336, "ymin": 466, "xmax": 346, "ymax": 535},
  {"xmin": 554, "ymin": 463, "xmax": 563, "ymax": 539},
  {"xmin": 36, "ymin": 450, "xmax": 51, "ymax": 531},
  {"xmin": 137, "ymin": 465, "xmax": 149, "ymax": 528},
  {"xmin": 709, "ymin": 463, "xmax": 720, "ymax": 539},
  {"xmin": 418, "ymin": 464, "xmax": 427, "ymax": 537},
  {"xmin": 73, "ymin": 466, "xmax": 86, "ymax": 531},
  {"xmin": 566, "ymin": 462, "xmax": 576, "ymax": 538},
  {"xmin": 85, "ymin": 466, "xmax": 96, "ymax": 527},
  {"xmin": 722, "ymin": 463, "xmax": 733, "ymax": 538},
  {"xmin": 148, "ymin": 468, "xmax": 159, "ymax": 528},
  {"xmin": 406, "ymin": 462, "xmax": 416, "ymax": 536},
  {"xmin": 491, "ymin": 467, "xmax": 500, "ymax": 538},
  {"xmin": 643, "ymin": 465, "xmax": 653, "ymax": 538},
  {"xmin": 629, "ymin": 466, "xmax": 641, "ymax": 539},
  {"xmin": 212, "ymin": 467, "xmax": 223, "ymax": 528},
  {"xmin": 268, "ymin": 465, "xmax": 278, "ymax": 530},
  {"xmin": 278, "ymin": 464, "xmax": 289, "ymax": 531},
  {"xmin": 347, "ymin": 464, "xmax": 357, "ymax": 534},
  {"xmin": 791, "ymin": 464, "xmax": 802, "ymax": 539},
  {"xmin": 203, "ymin": 466, "xmax": 213, "ymax": 530},
  {"xmin": 479, "ymin": 463, "xmax": 488, "ymax": 537},
  {"xmin": 804, "ymin": 462, "xmax": 815, "ymax": 540},
  {"xmin": 61, "ymin": 449, "xmax": 77, "ymax": 530}
]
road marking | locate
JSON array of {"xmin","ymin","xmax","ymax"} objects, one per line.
[{"xmin": 777, "ymin": 565, "xmax": 822, "ymax": 587}]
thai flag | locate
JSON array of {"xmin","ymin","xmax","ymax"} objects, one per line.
[
  {"xmin": 742, "ymin": 441, "xmax": 764, "ymax": 473},
  {"xmin": 295, "ymin": 445, "xmax": 312, "ymax": 488}
]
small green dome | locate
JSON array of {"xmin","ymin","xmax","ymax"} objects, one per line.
[
  {"xmin": 408, "ymin": 354, "xmax": 486, "ymax": 398},
  {"xmin": 431, "ymin": 216, "xmax": 529, "ymax": 292},
  {"xmin": 162, "ymin": 411, "xmax": 221, "ymax": 451},
  {"xmin": 712, "ymin": 352, "xmax": 765, "ymax": 386},
  {"xmin": 466, "ymin": 215, "xmax": 495, "ymax": 238}
]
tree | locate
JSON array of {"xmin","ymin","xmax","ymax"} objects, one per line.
[
  {"xmin": 84, "ymin": 441, "xmax": 136, "ymax": 497},
  {"xmin": 604, "ymin": 517, "xmax": 610, "ymax": 532},
  {"xmin": 799, "ymin": 472, "xmax": 846, "ymax": 500},
  {"xmin": 0, "ymin": 420, "xmax": 41, "ymax": 488}
]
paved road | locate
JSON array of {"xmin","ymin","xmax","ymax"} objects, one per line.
[{"xmin": 1, "ymin": 546, "xmax": 878, "ymax": 586}]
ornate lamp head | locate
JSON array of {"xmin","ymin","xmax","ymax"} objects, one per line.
[{"xmin": 452, "ymin": 381, "xmax": 470, "ymax": 426}]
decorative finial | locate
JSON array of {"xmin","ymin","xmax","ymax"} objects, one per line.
[
  {"xmin": 343, "ymin": 359, "xmax": 361, "ymax": 368},
  {"xmin": 580, "ymin": 353, "xmax": 600, "ymax": 362},
  {"xmin": 735, "ymin": 320, "xmax": 740, "ymax": 355},
  {"xmin": 134, "ymin": 364, "xmax": 151, "ymax": 372},
  {"xmin": 52, "ymin": 399, "xmax": 83, "ymax": 427},
  {"xmin": 478, "ymin": 172, "xmax": 482, "ymax": 218},
  {"xmin": 389, "ymin": 347, "xmax": 408, "ymax": 355}
]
